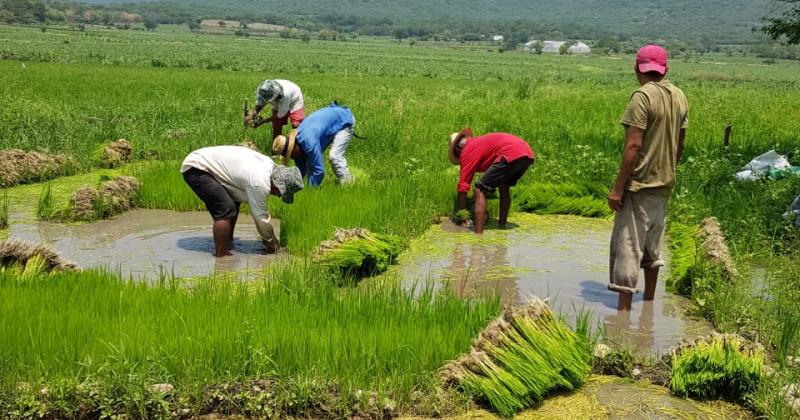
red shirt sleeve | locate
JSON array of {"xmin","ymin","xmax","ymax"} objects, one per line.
[{"xmin": 457, "ymin": 155, "xmax": 478, "ymax": 193}]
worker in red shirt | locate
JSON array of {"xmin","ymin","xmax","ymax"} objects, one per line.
[{"xmin": 448, "ymin": 128, "xmax": 535, "ymax": 234}]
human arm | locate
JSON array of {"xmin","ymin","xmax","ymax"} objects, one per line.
[
  {"xmin": 676, "ymin": 128, "xmax": 686, "ymax": 164},
  {"xmin": 245, "ymin": 183, "xmax": 278, "ymax": 253},
  {"xmin": 608, "ymin": 126, "xmax": 644, "ymax": 211}
]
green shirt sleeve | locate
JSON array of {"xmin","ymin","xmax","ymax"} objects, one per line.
[{"xmin": 620, "ymin": 91, "xmax": 649, "ymax": 130}]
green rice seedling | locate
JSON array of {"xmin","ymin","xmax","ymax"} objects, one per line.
[
  {"xmin": 667, "ymin": 223, "xmax": 699, "ymax": 295},
  {"xmin": 440, "ymin": 298, "xmax": 591, "ymax": 417},
  {"xmin": 669, "ymin": 334, "xmax": 764, "ymax": 403},
  {"xmin": 0, "ymin": 263, "xmax": 499, "ymax": 417},
  {"xmin": 314, "ymin": 228, "xmax": 405, "ymax": 279},
  {"xmin": 777, "ymin": 313, "xmax": 800, "ymax": 369},
  {"xmin": 0, "ymin": 191, "xmax": 8, "ymax": 230},
  {"xmin": 515, "ymin": 182, "xmax": 611, "ymax": 218},
  {"xmin": 36, "ymin": 182, "xmax": 54, "ymax": 220},
  {"xmin": 131, "ymin": 161, "xmax": 204, "ymax": 211}
]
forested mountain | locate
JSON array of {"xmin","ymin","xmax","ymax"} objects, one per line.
[{"xmin": 86, "ymin": 0, "xmax": 770, "ymax": 44}]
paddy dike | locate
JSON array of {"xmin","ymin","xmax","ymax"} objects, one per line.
[
  {"xmin": 5, "ymin": 209, "xmax": 283, "ymax": 279},
  {"xmin": 392, "ymin": 213, "xmax": 711, "ymax": 355}
]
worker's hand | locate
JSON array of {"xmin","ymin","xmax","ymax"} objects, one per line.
[
  {"xmin": 607, "ymin": 189, "xmax": 624, "ymax": 212},
  {"xmin": 262, "ymin": 238, "xmax": 279, "ymax": 254}
]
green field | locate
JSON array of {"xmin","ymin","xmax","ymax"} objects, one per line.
[{"xmin": 2, "ymin": 23, "xmax": 800, "ymax": 418}]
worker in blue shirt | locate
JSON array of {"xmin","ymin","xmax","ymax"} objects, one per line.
[{"xmin": 272, "ymin": 102, "xmax": 356, "ymax": 186}]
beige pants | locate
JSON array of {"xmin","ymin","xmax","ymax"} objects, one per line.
[{"xmin": 608, "ymin": 189, "xmax": 670, "ymax": 294}]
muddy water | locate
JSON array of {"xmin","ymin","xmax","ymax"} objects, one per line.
[
  {"xmin": 393, "ymin": 213, "xmax": 710, "ymax": 355},
  {"xmin": 6, "ymin": 209, "xmax": 283, "ymax": 279}
]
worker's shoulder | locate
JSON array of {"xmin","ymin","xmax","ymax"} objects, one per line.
[{"xmin": 637, "ymin": 81, "xmax": 686, "ymax": 99}]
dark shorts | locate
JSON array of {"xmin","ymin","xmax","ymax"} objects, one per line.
[
  {"xmin": 182, "ymin": 168, "xmax": 240, "ymax": 220},
  {"xmin": 475, "ymin": 157, "xmax": 534, "ymax": 194}
]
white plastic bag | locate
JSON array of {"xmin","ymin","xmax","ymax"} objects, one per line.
[{"xmin": 742, "ymin": 150, "xmax": 791, "ymax": 175}]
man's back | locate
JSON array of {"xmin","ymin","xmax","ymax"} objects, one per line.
[{"xmin": 621, "ymin": 80, "xmax": 688, "ymax": 193}]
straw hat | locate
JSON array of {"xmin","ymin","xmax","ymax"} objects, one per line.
[
  {"xmin": 448, "ymin": 127, "xmax": 473, "ymax": 165},
  {"xmin": 272, "ymin": 129, "xmax": 298, "ymax": 164}
]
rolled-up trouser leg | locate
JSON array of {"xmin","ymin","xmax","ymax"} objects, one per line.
[
  {"xmin": 329, "ymin": 126, "xmax": 354, "ymax": 185},
  {"xmin": 608, "ymin": 190, "xmax": 669, "ymax": 294}
]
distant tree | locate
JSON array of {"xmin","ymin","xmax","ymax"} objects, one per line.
[
  {"xmin": 143, "ymin": 14, "xmax": 159, "ymax": 31},
  {"xmin": 300, "ymin": 32, "xmax": 311, "ymax": 43},
  {"xmin": 187, "ymin": 19, "xmax": 200, "ymax": 31},
  {"xmin": 532, "ymin": 40, "xmax": 544, "ymax": 54},
  {"xmin": 559, "ymin": 42, "xmax": 573, "ymax": 55},
  {"xmin": 761, "ymin": 0, "xmax": 800, "ymax": 44},
  {"xmin": 218, "ymin": 20, "xmax": 226, "ymax": 27}
]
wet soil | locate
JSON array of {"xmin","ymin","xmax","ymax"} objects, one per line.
[
  {"xmin": 414, "ymin": 376, "xmax": 751, "ymax": 419},
  {"xmin": 392, "ymin": 214, "xmax": 711, "ymax": 355},
  {"xmin": 5, "ymin": 209, "xmax": 284, "ymax": 279}
]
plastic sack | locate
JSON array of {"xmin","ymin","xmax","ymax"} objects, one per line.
[{"xmin": 736, "ymin": 150, "xmax": 791, "ymax": 181}]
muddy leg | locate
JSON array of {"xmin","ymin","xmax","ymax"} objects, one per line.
[
  {"xmin": 643, "ymin": 266, "xmax": 659, "ymax": 301},
  {"xmin": 499, "ymin": 186, "xmax": 511, "ymax": 227},
  {"xmin": 228, "ymin": 203, "xmax": 240, "ymax": 246},
  {"xmin": 617, "ymin": 291, "xmax": 633, "ymax": 311},
  {"xmin": 474, "ymin": 188, "xmax": 488, "ymax": 234},
  {"xmin": 212, "ymin": 219, "xmax": 234, "ymax": 257}
]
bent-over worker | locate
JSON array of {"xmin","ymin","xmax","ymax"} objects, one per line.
[
  {"xmin": 246, "ymin": 79, "xmax": 305, "ymax": 140},
  {"xmin": 181, "ymin": 146, "xmax": 304, "ymax": 257},
  {"xmin": 607, "ymin": 44, "xmax": 689, "ymax": 311},
  {"xmin": 272, "ymin": 102, "xmax": 356, "ymax": 186},
  {"xmin": 448, "ymin": 128, "xmax": 535, "ymax": 234}
]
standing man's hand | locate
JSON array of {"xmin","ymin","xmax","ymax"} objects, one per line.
[{"xmin": 608, "ymin": 188, "xmax": 623, "ymax": 212}]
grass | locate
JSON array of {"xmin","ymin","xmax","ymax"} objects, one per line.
[
  {"xmin": 0, "ymin": 264, "xmax": 500, "ymax": 417},
  {"xmin": 1, "ymin": 22, "xmax": 800, "ymax": 418},
  {"xmin": 670, "ymin": 335, "xmax": 765, "ymax": 403},
  {"xmin": 0, "ymin": 191, "xmax": 8, "ymax": 230}
]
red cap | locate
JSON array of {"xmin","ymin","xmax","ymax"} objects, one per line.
[{"xmin": 636, "ymin": 44, "xmax": 668, "ymax": 75}]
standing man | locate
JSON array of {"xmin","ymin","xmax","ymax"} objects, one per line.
[
  {"xmin": 448, "ymin": 128, "xmax": 535, "ymax": 234},
  {"xmin": 607, "ymin": 44, "xmax": 689, "ymax": 311},
  {"xmin": 271, "ymin": 102, "xmax": 356, "ymax": 186},
  {"xmin": 181, "ymin": 146, "xmax": 304, "ymax": 257},
  {"xmin": 246, "ymin": 79, "xmax": 305, "ymax": 141}
]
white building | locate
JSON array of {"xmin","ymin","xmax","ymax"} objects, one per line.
[
  {"xmin": 525, "ymin": 40, "xmax": 591, "ymax": 54},
  {"xmin": 492, "ymin": 35, "xmax": 504, "ymax": 42}
]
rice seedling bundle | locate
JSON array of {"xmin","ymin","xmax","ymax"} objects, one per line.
[
  {"xmin": 65, "ymin": 176, "xmax": 140, "ymax": 221},
  {"xmin": 92, "ymin": 139, "xmax": 132, "ymax": 169},
  {"xmin": 0, "ymin": 239, "xmax": 76, "ymax": 273},
  {"xmin": 669, "ymin": 333, "xmax": 764, "ymax": 402},
  {"xmin": 439, "ymin": 297, "xmax": 591, "ymax": 417},
  {"xmin": 667, "ymin": 218, "xmax": 737, "ymax": 296},
  {"xmin": 515, "ymin": 182, "xmax": 611, "ymax": 218},
  {"xmin": 314, "ymin": 228, "xmax": 404, "ymax": 277}
]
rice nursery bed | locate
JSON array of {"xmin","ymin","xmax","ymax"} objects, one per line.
[{"xmin": 2, "ymin": 23, "xmax": 800, "ymax": 418}]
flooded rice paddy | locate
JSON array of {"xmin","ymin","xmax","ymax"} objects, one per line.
[
  {"xmin": 5, "ymin": 209, "xmax": 283, "ymax": 279},
  {"xmin": 5, "ymin": 208, "xmax": 708, "ymax": 355},
  {"xmin": 390, "ymin": 213, "xmax": 711, "ymax": 355}
]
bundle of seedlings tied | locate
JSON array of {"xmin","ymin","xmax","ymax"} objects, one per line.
[
  {"xmin": 668, "ymin": 333, "xmax": 764, "ymax": 403},
  {"xmin": 0, "ymin": 149, "xmax": 75, "ymax": 187},
  {"xmin": 70, "ymin": 176, "xmax": 140, "ymax": 221},
  {"xmin": 439, "ymin": 297, "xmax": 591, "ymax": 417},
  {"xmin": 92, "ymin": 139, "xmax": 132, "ymax": 168},
  {"xmin": 0, "ymin": 239, "xmax": 77, "ymax": 274},
  {"xmin": 515, "ymin": 182, "xmax": 612, "ymax": 218},
  {"xmin": 669, "ymin": 217, "xmax": 738, "ymax": 296},
  {"xmin": 314, "ymin": 228, "xmax": 404, "ymax": 278}
]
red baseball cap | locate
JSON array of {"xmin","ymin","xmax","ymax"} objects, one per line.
[{"xmin": 636, "ymin": 44, "xmax": 668, "ymax": 75}]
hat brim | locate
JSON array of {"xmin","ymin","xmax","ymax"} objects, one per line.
[
  {"xmin": 637, "ymin": 62, "xmax": 667, "ymax": 75},
  {"xmin": 448, "ymin": 132, "xmax": 461, "ymax": 165},
  {"xmin": 272, "ymin": 130, "xmax": 297, "ymax": 165}
]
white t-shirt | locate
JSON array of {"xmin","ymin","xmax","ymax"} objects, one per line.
[
  {"xmin": 181, "ymin": 146, "xmax": 275, "ymax": 243},
  {"xmin": 271, "ymin": 79, "xmax": 304, "ymax": 118}
]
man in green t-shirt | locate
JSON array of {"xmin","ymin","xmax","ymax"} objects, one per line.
[{"xmin": 608, "ymin": 44, "xmax": 689, "ymax": 311}]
